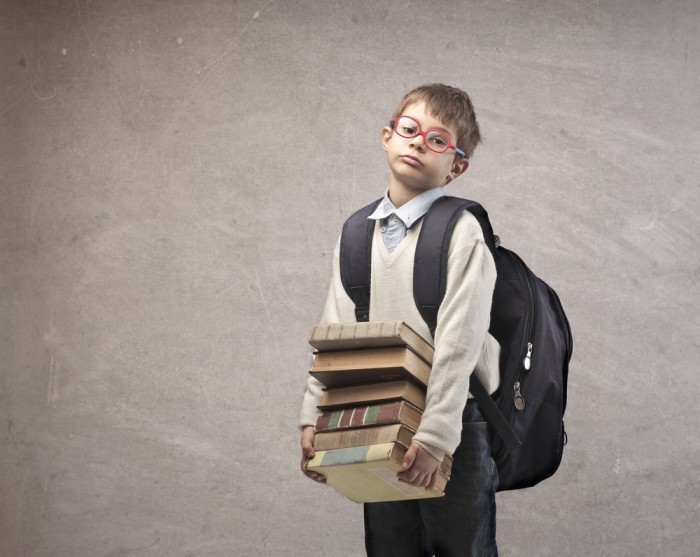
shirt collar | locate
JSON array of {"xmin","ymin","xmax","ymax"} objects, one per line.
[{"xmin": 368, "ymin": 188, "xmax": 445, "ymax": 228}]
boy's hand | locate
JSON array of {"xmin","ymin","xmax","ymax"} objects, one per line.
[
  {"xmin": 397, "ymin": 443, "xmax": 440, "ymax": 489},
  {"xmin": 300, "ymin": 426, "xmax": 327, "ymax": 483}
]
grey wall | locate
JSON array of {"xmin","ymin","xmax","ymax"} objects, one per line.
[{"xmin": 1, "ymin": 1, "xmax": 698, "ymax": 555}]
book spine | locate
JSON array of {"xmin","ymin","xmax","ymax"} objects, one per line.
[
  {"xmin": 312, "ymin": 442, "xmax": 400, "ymax": 467},
  {"xmin": 315, "ymin": 401, "xmax": 405, "ymax": 431},
  {"xmin": 319, "ymin": 380, "xmax": 427, "ymax": 410},
  {"xmin": 311, "ymin": 322, "xmax": 401, "ymax": 344}
]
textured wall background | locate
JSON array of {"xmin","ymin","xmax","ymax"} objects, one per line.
[{"xmin": 1, "ymin": 1, "xmax": 698, "ymax": 556}]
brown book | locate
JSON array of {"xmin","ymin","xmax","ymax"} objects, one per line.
[
  {"xmin": 319, "ymin": 380, "xmax": 426, "ymax": 411},
  {"xmin": 309, "ymin": 321, "xmax": 433, "ymax": 364},
  {"xmin": 310, "ymin": 346, "xmax": 431, "ymax": 388},
  {"xmin": 315, "ymin": 400, "xmax": 423, "ymax": 432},
  {"xmin": 314, "ymin": 423, "xmax": 416, "ymax": 452}
]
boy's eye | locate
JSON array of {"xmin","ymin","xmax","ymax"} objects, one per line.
[
  {"xmin": 428, "ymin": 133, "xmax": 448, "ymax": 146},
  {"xmin": 401, "ymin": 125, "xmax": 418, "ymax": 135}
]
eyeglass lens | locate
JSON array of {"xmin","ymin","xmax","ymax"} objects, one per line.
[{"xmin": 394, "ymin": 116, "xmax": 451, "ymax": 153}]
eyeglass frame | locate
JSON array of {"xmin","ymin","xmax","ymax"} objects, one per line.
[{"xmin": 389, "ymin": 116, "xmax": 466, "ymax": 158}]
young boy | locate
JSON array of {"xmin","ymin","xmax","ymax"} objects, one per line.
[{"xmin": 298, "ymin": 84, "xmax": 501, "ymax": 556}]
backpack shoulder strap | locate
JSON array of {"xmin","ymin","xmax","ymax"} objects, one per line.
[
  {"xmin": 339, "ymin": 199, "xmax": 381, "ymax": 322},
  {"xmin": 414, "ymin": 195, "xmax": 520, "ymax": 452},
  {"xmin": 414, "ymin": 196, "xmax": 496, "ymax": 335}
]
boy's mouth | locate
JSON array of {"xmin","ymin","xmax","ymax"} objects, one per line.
[{"xmin": 400, "ymin": 154, "xmax": 424, "ymax": 167}]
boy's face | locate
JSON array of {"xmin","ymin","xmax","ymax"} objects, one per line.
[{"xmin": 382, "ymin": 101, "xmax": 469, "ymax": 195}]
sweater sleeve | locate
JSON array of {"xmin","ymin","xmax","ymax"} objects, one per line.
[
  {"xmin": 410, "ymin": 213, "xmax": 497, "ymax": 459},
  {"xmin": 297, "ymin": 236, "xmax": 357, "ymax": 429}
]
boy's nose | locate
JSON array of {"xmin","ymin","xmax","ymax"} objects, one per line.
[{"xmin": 409, "ymin": 134, "xmax": 426, "ymax": 151}]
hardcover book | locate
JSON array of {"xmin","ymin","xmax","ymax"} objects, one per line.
[
  {"xmin": 313, "ymin": 423, "xmax": 416, "ymax": 452},
  {"xmin": 319, "ymin": 380, "xmax": 426, "ymax": 411},
  {"xmin": 309, "ymin": 321, "xmax": 433, "ymax": 364},
  {"xmin": 310, "ymin": 346, "xmax": 431, "ymax": 388},
  {"xmin": 305, "ymin": 442, "xmax": 450, "ymax": 503},
  {"xmin": 314, "ymin": 400, "xmax": 423, "ymax": 433}
]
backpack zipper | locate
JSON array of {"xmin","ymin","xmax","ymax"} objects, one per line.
[
  {"xmin": 513, "ymin": 341, "xmax": 532, "ymax": 410},
  {"xmin": 508, "ymin": 251, "xmax": 537, "ymax": 412}
]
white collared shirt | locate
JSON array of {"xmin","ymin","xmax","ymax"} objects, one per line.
[{"xmin": 368, "ymin": 188, "xmax": 445, "ymax": 252}]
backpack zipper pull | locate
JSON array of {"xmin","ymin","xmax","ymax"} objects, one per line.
[
  {"xmin": 523, "ymin": 342, "xmax": 533, "ymax": 371},
  {"xmin": 514, "ymin": 381, "xmax": 525, "ymax": 412}
]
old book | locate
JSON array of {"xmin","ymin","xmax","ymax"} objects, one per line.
[
  {"xmin": 319, "ymin": 380, "xmax": 426, "ymax": 411},
  {"xmin": 310, "ymin": 346, "xmax": 431, "ymax": 388},
  {"xmin": 315, "ymin": 400, "xmax": 423, "ymax": 433},
  {"xmin": 314, "ymin": 424, "xmax": 453, "ymax": 478},
  {"xmin": 309, "ymin": 321, "xmax": 433, "ymax": 364},
  {"xmin": 314, "ymin": 423, "xmax": 416, "ymax": 452},
  {"xmin": 306, "ymin": 442, "xmax": 449, "ymax": 503}
]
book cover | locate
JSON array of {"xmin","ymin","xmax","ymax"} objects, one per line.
[
  {"xmin": 309, "ymin": 321, "xmax": 433, "ymax": 364},
  {"xmin": 310, "ymin": 346, "xmax": 431, "ymax": 388},
  {"xmin": 313, "ymin": 425, "xmax": 453, "ymax": 478},
  {"xmin": 313, "ymin": 423, "xmax": 416, "ymax": 452},
  {"xmin": 305, "ymin": 442, "xmax": 449, "ymax": 503},
  {"xmin": 315, "ymin": 400, "xmax": 423, "ymax": 432},
  {"xmin": 319, "ymin": 380, "xmax": 426, "ymax": 411}
]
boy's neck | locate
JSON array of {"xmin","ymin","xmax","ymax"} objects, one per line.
[{"xmin": 387, "ymin": 182, "xmax": 441, "ymax": 209}]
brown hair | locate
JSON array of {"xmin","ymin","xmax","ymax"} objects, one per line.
[{"xmin": 392, "ymin": 83, "xmax": 481, "ymax": 159}]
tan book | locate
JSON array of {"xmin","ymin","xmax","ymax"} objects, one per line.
[
  {"xmin": 315, "ymin": 400, "xmax": 423, "ymax": 433},
  {"xmin": 309, "ymin": 321, "xmax": 434, "ymax": 364},
  {"xmin": 310, "ymin": 346, "xmax": 431, "ymax": 388},
  {"xmin": 319, "ymin": 380, "xmax": 426, "ymax": 411},
  {"xmin": 314, "ymin": 424, "xmax": 453, "ymax": 478},
  {"xmin": 306, "ymin": 442, "xmax": 449, "ymax": 503},
  {"xmin": 314, "ymin": 423, "xmax": 415, "ymax": 452}
]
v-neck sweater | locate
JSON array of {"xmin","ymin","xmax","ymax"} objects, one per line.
[{"xmin": 299, "ymin": 211, "xmax": 501, "ymax": 461}]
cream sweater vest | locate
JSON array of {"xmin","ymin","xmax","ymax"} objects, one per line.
[{"xmin": 299, "ymin": 211, "xmax": 501, "ymax": 460}]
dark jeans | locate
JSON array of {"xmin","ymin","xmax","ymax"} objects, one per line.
[{"xmin": 364, "ymin": 403, "xmax": 498, "ymax": 557}]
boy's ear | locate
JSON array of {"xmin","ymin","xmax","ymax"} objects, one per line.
[
  {"xmin": 446, "ymin": 157, "xmax": 469, "ymax": 183},
  {"xmin": 381, "ymin": 126, "xmax": 393, "ymax": 151}
]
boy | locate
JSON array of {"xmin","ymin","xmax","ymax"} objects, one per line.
[{"xmin": 298, "ymin": 84, "xmax": 501, "ymax": 556}]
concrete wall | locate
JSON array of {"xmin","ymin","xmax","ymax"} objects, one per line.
[{"xmin": 1, "ymin": 1, "xmax": 698, "ymax": 555}]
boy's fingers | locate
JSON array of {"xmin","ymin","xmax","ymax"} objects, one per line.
[
  {"xmin": 300, "ymin": 426, "xmax": 316, "ymax": 459},
  {"xmin": 401, "ymin": 474, "xmax": 420, "ymax": 486},
  {"xmin": 305, "ymin": 469, "xmax": 327, "ymax": 483},
  {"xmin": 402, "ymin": 444, "xmax": 418, "ymax": 469},
  {"xmin": 303, "ymin": 469, "xmax": 327, "ymax": 483},
  {"xmin": 399, "ymin": 470, "xmax": 425, "ymax": 486},
  {"xmin": 300, "ymin": 456, "xmax": 327, "ymax": 483}
]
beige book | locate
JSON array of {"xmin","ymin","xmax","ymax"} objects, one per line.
[
  {"xmin": 314, "ymin": 423, "xmax": 453, "ymax": 478},
  {"xmin": 306, "ymin": 442, "xmax": 449, "ymax": 503},
  {"xmin": 310, "ymin": 346, "xmax": 431, "ymax": 388},
  {"xmin": 309, "ymin": 321, "xmax": 434, "ymax": 364}
]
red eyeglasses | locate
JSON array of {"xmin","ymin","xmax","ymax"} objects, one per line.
[{"xmin": 390, "ymin": 116, "xmax": 466, "ymax": 158}]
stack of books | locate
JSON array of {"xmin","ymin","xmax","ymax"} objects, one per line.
[{"xmin": 304, "ymin": 321, "xmax": 452, "ymax": 503}]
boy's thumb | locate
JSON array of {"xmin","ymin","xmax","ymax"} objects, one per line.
[{"xmin": 402, "ymin": 444, "xmax": 417, "ymax": 469}]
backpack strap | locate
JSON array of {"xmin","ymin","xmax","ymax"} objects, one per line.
[
  {"xmin": 414, "ymin": 197, "xmax": 490, "ymax": 335},
  {"xmin": 470, "ymin": 375, "xmax": 520, "ymax": 451},
  {"xmin": 339, "ymin": 199, "xmax": 382, "ymax": 322},
  {"xmin": 415, "ymin": 196, "xmax": 521, "ymax": 452}
]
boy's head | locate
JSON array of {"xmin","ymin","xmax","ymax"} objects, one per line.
[
  {"xmin": 381, "ymin": 84, "xmax": 480, "ymax": 197},
  {"xmin": 391, "ymin": 84, "xmax": 481, "ymax": 160}
]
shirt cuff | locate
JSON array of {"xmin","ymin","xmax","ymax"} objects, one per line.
[{"xmin": 413, "ymin": 440, "xmax": 446, "ymax": 463}]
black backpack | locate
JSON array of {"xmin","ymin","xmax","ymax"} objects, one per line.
[{"xmin": 339, "ymin": 195, "xmax": 573, "ymax": 492}]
